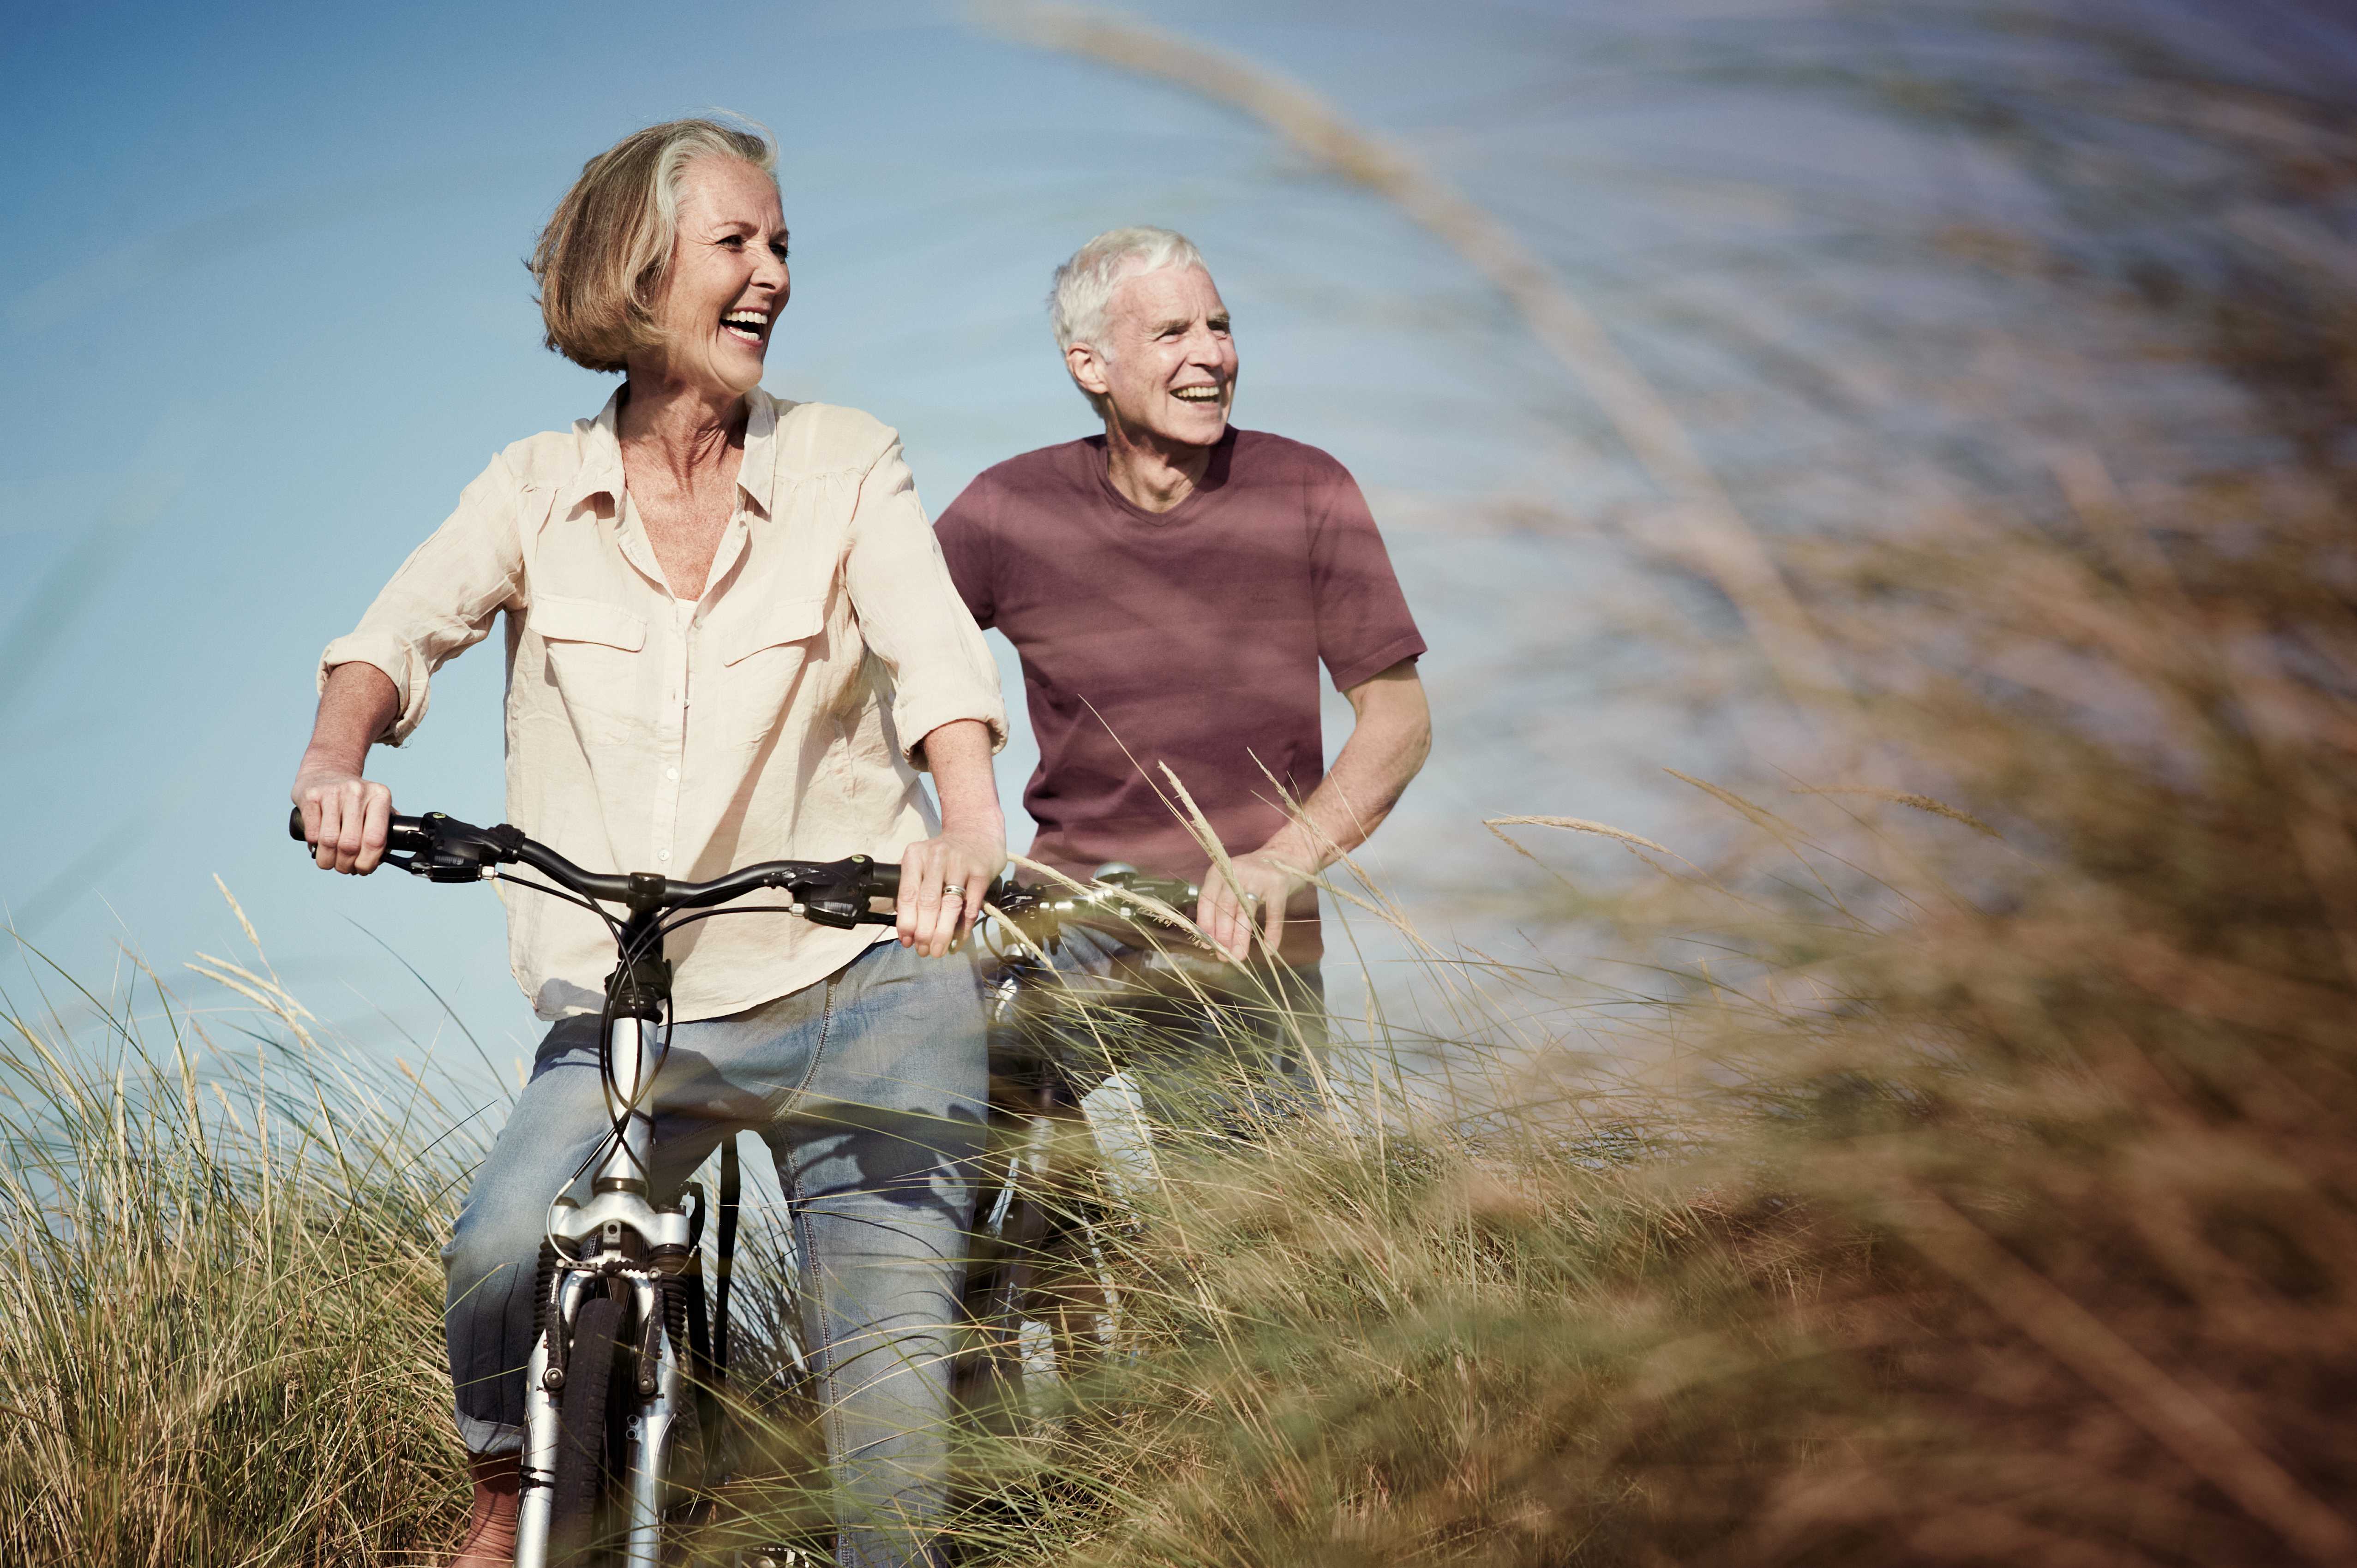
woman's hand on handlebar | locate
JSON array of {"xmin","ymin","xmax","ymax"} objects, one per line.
[
  {"xmin": 293, "ymin": 766, "xmax": 394, "ymax": 875},
  {"xmin": 900, "ymin": 718, "xmax": 1008, "ymax": 957},
  {"xmin": 895, "ymin": 826, "xmax": 1004, "ymax": 958}
]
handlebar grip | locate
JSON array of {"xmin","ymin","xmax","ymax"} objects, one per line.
[
  {"xmin": 287, "ymin": 805, "xmax": 432, "ymax": 854},
  {"xmin": 857, "ymin": 864, "xmax": 1016, "ymax": 904}
]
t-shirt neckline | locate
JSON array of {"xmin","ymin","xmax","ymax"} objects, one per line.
[{"xmin": 1085, "ymin": 429, "xmax": 1238, "ymax": 527}]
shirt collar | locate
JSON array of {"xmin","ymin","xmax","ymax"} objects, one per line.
[{"xmin": 554, "ymin": 385, "xmax": 777, "ymax": 518}]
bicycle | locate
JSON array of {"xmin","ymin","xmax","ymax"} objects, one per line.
[
  {"xmin": 953, "ymin": 868, "xmax": 1205, "ymax": 1427},
  {"xmin": 288, "ymin": 805, "xmax": 937, "ymax": 1568}
]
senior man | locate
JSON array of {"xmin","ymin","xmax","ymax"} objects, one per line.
[{"xmin": 933, "ymin": 226, "xmax": 1429, "ymax": 1081}]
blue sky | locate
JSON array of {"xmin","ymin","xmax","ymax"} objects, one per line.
[
  {"xmin": 0, "ymin": 0, "xmax": 1645, "ymax": 1075},
  {"xmin": 7, "ymin": 0, "xmax": 2318, "ymax": 1087}
]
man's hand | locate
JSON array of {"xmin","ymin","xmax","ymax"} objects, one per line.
[
  {"xmin": 896, "ymin": 826, "xmax": 1005, "ymax": 958},
  {"xmin": 1193, "ymin": 662, "xmax": 1428, "ymax": 963},
  {"xmin": 294, "ymin": 765, "xmax": 394, "ymax": 874},
  {"xmin": 1198, "ymin": 850, "xmax": 1308, "ymax": 962}
]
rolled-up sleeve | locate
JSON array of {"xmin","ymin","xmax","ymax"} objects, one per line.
[
  {"xmin": 841, "ymin": 435, "xmax": 1008, "ymax": 768},
  {"xmin": 318, "ymin": 454, "xmax": 526, "ymax": 746}
]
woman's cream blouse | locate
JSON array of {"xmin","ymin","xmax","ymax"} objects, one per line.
[{"xmin": 320, "ymin": 389, "xmax": 1007, "ymax": 1021}]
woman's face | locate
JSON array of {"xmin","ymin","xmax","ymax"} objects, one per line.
[{"xmin": 639, "ymin": 156, "xmax": 789, "ymax": 399}]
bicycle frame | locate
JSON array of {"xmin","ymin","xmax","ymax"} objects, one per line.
[
  {"xmin": 287, "ymin": 807, "xmax": 915, "ymax": 1568},
  {"xmin": 514, "ymin": 896, "xmax": 699, "ymax": 1568},
  {"xmin": 956, "ymin": 871, "xmax": 1203, "ymax": 1415}
]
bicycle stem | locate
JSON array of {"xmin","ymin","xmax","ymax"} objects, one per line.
[
  {"xmin": 594, "ymin": 901, "xmax": 674, "ymax": 1197},
  {"xmin": 599, "ymin": 1014, "xmax": 664, "ymax": 1193}
]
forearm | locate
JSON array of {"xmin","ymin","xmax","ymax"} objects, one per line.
[
  {"xmin": 292, "ymin": 662, "xmax": 402, "ymax": 874},
  {"xmin": 898, "ymin": 718, "xmax": 1006, "ymax": 956},
  {"xmin": 918, "ymin": 718, "xmax": 1006, "ymax": 842},
  {"xmin": 1255, "ymin": 664, "xmax": 1430, "ymax": 873},
  {"xmin": 298, "ymin": 662, "xmax": 401, "ymax": 780}
]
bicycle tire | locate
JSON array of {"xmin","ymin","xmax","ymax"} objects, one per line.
[{"xmin": 547, "ymin": 1290, "xmax": 632, "ymax": 1565}]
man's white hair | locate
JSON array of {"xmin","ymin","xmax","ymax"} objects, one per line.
[{"xmin": 1048, "ymin": 225, "xmax": 1210, "ymax": 414}]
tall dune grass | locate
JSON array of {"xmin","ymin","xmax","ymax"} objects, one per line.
[{"xmin": 0, "ymin": 942, "xmax": 470, "ymax": 1563}]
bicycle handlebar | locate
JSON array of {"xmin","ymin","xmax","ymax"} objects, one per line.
[
  {"xmin": 989, "ymin": 865, "xmax": 1201, "ymax": 933},
  {"xmin": 288, "ymin": 805, "xmax": 919, "ymax": 927},
  {"xmin": 288, "ymin": 808, "xmax": 1201, "ymax": 938}
]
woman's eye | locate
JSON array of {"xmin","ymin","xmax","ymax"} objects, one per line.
[{"xmin": 719, "ymin": 235, "xmax": 745, "ymax": 249}]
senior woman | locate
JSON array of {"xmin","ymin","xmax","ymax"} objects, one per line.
[{"xmin": 291, "ymin": 120, "xmax": 1004, "ymax": 1567}]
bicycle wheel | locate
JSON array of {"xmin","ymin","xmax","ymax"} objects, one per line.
[
  {"xmin": 960, "ymin": 1186, "xmax": 1122, "ymax": 1431},
  {"xmin": 547, "ymin": 1290, "xmax": 633, "ymax": 1565}
]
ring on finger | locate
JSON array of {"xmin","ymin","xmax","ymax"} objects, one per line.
[{"xmin": 942, "ymin": 883, "xmax": 967, "ymax": 898}]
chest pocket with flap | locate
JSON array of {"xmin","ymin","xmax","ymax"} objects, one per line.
[
  {"xmin": 712, "ymin": 594, "xmax": 828, "ymax": 742},
  {"xmin": 531, "ymin": 594, "xmax": 649, "ymax": 727},
  {"xmin": 535, "ymin": 594, "xmax": 648, "ymax": 651}
]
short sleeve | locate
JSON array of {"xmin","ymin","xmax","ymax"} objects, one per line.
[
  {"xmin": 932, "ymin": 478, "xmax": 997, "ymax": 630},
  {"xmin": 1307, "ymin": 461, "xmax": 1427, "ymax": 691},
  {"xmin": 842, "ymin": 437, "xmax": 1008, "ymax": 766},
  {"xmin": 317, "ymin": 453, "xmax": 526, "ymax": 745}
]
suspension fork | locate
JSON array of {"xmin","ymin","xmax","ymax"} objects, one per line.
[
  {"xmin": 622, "ymin": 1271, "xmax": 689, "ymax": 1567},
  {"xmin": 514, "ymin": 1269, "xmax": 594, "ymax": 1568}
]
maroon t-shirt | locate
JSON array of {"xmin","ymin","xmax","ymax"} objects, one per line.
[{"xmin": 934, "ymin": 428, "xmax": 1426, "ymax": 960}]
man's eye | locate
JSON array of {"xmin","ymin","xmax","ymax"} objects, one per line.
[{"xmin": 771, "ymin": 243, "xmax": 790, "ymax": 261}]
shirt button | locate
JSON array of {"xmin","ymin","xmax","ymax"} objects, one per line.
[
  {"xmin": 657, "ymin": 850, "xmax": 671, "ymax": 862},
  {"xmin": 666, "ymin": 766, "xmax": 679, "ymax": 780}
]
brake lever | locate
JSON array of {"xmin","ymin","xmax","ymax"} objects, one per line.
[
  {"xmin": 792, "ymin": 855, "xmax": 886, "ymax": 929},
  {"xmin": 794, "ymin": 865, "xmax": 1020, "ymax": 929},
  {"xmin": 287, "ymin": 806, "xmax": 520, "ymax": 883}
]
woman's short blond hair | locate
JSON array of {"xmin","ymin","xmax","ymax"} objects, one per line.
[{"xmin": 531, "ymin": 118, "xmax": 778, "ymax": 373}]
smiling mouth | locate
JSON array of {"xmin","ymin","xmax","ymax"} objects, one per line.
[
  {"xmin": 722, "ymin": 309, "xmax": 768, "ymax": 346},
  {"xmin": 1172, "ymin": 384, "xmax": 1224, "ymax": 403}
]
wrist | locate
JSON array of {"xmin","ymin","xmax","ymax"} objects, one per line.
[
  {"xmin": 939, "ymin": 808, "xmax": 1005, "ymax": 846},
  {"xmin": 295, "ymin": 748, "xmax": 364, "ymax": 784},
  {"xmin": 1247, "ymin": 833, "xmax": 1324, "ymax": 880}
]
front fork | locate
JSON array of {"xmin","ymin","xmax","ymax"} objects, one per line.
[{"xmin": 513, "ymin": 1014, "xmax": 695, "ymax": 1568}]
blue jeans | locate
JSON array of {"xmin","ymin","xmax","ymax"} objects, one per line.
[{"xmin": 441, "ymin": 937, "xmax": 986, "ymax": 1567}]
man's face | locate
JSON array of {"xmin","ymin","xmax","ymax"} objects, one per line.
[{"xmin": 1070, "ymin": 265, "xmax": 1238, "ymax": 449}]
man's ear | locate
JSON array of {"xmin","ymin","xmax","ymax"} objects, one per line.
[{"xmin": 1067, "ymin": 342, "xmax": 1110, "ymax": 397}]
